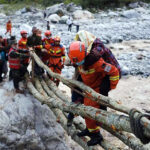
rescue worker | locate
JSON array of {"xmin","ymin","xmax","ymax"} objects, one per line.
[
  {"xmin": 5, "ymin": 20, "xmax": 12, "ymax": 36},
  {"xmin": 8, "ymin": 40, "xmax": 29, "ymax": 93},
  {"xmin": 67, "ymin": 30, "xmax": 121, "ymax": 126},
  {"xmin": 42, "ymin": 30, "xmax": 54, "ymax": 46},
  {"xmin": 18, "ymin": 30, "xmax": 28, "ymax": 49},
  {"xmin": 27, "ymin": 27, "xmax": 44, "ymax": 77},
  {"xmin": 18, "ymin": 30, "xmax": 30, "ymax": 72},
  {"xmin": 44, "ymin": 36, "xmax": 65, "ymax": 86},
  {"xmin": 68, "ymin": 41, "xmax": 119, "ymax": 146}
]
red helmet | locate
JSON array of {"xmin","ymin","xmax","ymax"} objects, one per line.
[
  {"xmin": 68, "ymin": 41, "xmax": 86, "ymax": 66},
  {"xmin": 45, "ymin": 30, "xmax": 51, "ymax": 37},
  {"xmin": 20, "ymin": 30, "xmax": 27, "ymax": 35},
  {"xmin": 54, "ymin": 36, "xmax": 60, "ymax": 42}
]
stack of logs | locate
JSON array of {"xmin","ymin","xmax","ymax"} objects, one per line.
[{"xmin": 26, "ymin": 50, "xmax": 150, "ymax": 150}]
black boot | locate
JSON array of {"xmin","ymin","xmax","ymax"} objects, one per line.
[
  {"xmin": 77, "ymin": 128, "xmax": 90, "ymax": 137},
  {"xmin": 67, "ymin": 118, "xmax": 73, "ymax": 127},
  {"xmin": 87, "ymin": 131, "xmax": 103, "ymax": 146}
]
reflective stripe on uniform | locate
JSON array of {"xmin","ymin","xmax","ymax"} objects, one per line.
[
  {"xmin": 9, "ymin": 63, "xmax": 20, "ymax": 66},
  {"xmin": 88, "ymin": 126, "xmax": 100, "ymax": 132},
  {"xmin": 50, "ymin": 49, "xmax": 55, "ymax": 53},
  {"xmin": 62, "ymin": 56, "xmax": 66, "ymax": 58},
  {"xmin": 56, "ymin": 50, "xmax": 61, "ymax": 54},
  {"xmin": 109, "ymin": 75, "xmax": 119, "ymax": 81},
  {"xmin": 22, "ymin": 41, "xmax": 27, "ymax": 45},
  {"xmin": 79, "ymin": 68, "xmax": 95, "ymax": 74}
]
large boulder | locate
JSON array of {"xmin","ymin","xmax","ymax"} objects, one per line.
[
  {"xmin": 59, "ymin": 15, "xmax": 69, "ymax": 24},
  {"xmin": 45, "ymin": 3, "xmax": 67, "ymax": 17},
  {"xmin": 121, "ymin": 9, "xmax": 141, "ymax": 19},
  {"xmin": 48, "ymin": 14, "xmax": 60, "ymax": 23},
  {"xmin": 66, "ymin": 2, "xmax": 82, "ymax": 12},
  {"xmin": 73, "ymin": 10, "xmax": 94, "ymax": 20},
  {"xmin": 0, "ymin": 81, "xmax": 70, "ymax": 150}
]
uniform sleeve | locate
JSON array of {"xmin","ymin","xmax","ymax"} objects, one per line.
[
  {"xmin": 18, "ymin": 40, "xmax": 22, "ymax": 48},
  {"xmin": 61, "ymin": 46, "xmax": 66, "ymax": 63},
  {"xmin": 95, "ymin": 58, "xmax": 119, "ymax": 89},
  {"xmin": 44, "ymin": 44, "xmax": 51, "ymax": 50}
]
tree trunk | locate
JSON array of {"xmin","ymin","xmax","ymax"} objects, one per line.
[
  {"xmin": 27, "ymin": 77, "xmax": 149, "ymax": 150},
  {"xmin": 29, "ymin": 51, "xmax": 150, "ymax": 136},
  {"xmin": 31, "ymin": 77, "xmax": 119, "ymax": 150}
]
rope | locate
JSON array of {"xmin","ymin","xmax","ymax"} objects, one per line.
[{"xmin": 129, "ymin": 108, "xmax": 150, "ymax": 144}]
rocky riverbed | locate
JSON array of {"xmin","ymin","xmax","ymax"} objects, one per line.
[{"xmin": 0, "ymin": 2, "xmax": 150, "ymax": 150}]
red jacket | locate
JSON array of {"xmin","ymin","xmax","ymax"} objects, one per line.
[
  {"xmin": 18, "ymin": 38, "xmax": 27, "ymax": 49},
  {"xmin": 8, "ymin": 48, "xmax": 20, "ymax": 69},
  {"xmin": 78, "ymin": 57, "xmax": 119, "ymax": 90}
]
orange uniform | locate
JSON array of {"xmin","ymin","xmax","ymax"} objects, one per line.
[
  {"xmin": 18, "ymin": 38, "xmax": 27, "ymax": 49},
  {"xmin": 6, "ymin": 21, "xmax": 12, "ymax": 35},
  {"xmin": 45, "ymin": 43, "xmax": 65, "ymax": 74},
  {"xmin": 78, "ymin": 57, "xmax": 119, "ymax": 132},
  {"xmin": 42, "ymin": 38, "xmax": 54, "ymax": 45},
  {"xmin": 18, "ymin": 38, "xmax": 29, "ymax": 64}
]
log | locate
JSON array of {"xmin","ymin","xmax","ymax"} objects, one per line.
[
  {"xmin": 27, "ymin": 77, "xmax": 149, "ymax": 144},
  {"xmin": 31, "ymin": 77, "xmax": 119, "ymax": 150},
  {"xmin": 44, "ymin": 76, "xmax": 150, "ymax": 149},
  {"xmin": 36, "ymin": 79, "xmax": 119, "ymax": 150},
  {"xmin": 29, "ymin": 51, "xmax": 150, "ymax": 137}
]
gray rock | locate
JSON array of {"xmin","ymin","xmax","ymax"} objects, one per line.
[
  {"xmin": 0, "ymin": 87, "xmax": 69, "ymax": 150},
  {"xmin": 48, "ymin": 14, "xmax": 61, "ymax": 23},
  {"xmin": 46, "ymin": 3, "xmax": 67, "ymax": 17},
  {"xmin": 73, "ymin": 10, "xmax": 94, "ymax": 19},
  {"xmin": 0, "ymin": 13, "xmax": 6, "ymax": 18},
  {"xmin": 128, "ymin": 2, "xmax": 139, "ymax": 9},
  {"xmin": 66, "ymin": 2, "xmax": 82, "ymax": 12},
  {"xmin": 59, "ymin": 15, "xmax": 69, "ymax": 24},
  {"xmin": 121, "ymin": 9, "xmax": 141, "ymax": 19}
]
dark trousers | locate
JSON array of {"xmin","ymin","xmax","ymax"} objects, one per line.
[
  {"xmin": 11, "ymin": 69, "xmax": 22, "ymax": 90},
  {"xmin": 0, "ymin": 61, "xmax": 3, "ymax": 82},
  {"xmin": 99, "ymin": 75, "xmax": 110, "ymax": 111},
  {"xmin": 68, "ymin": 24, "xmax": 72, "ymax": 32},
  {"xmin": 11, "ymin": 67, "xmax": 28, "ymax": 90},
  {"xmin": 68, "ymin": 75, "xmax": 84, "ymax": 120}
]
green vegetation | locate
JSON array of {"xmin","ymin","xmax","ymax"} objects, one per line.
[{"xmin": 0, "ymin": 0, "xmax": 150, "ymax": 10}]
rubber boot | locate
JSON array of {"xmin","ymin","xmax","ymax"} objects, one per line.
[
  {"xmin": 77, "ymin": 128, "xmax": 90, "ymax": 137},
  {"xmin": 87, "ymin": 131, "xmax": 103, "ymax": 146}
]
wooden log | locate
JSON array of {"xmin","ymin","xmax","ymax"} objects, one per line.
[
  {"xmin": 29, "ymin": 51, "xmax": 150, "ymax": 137},
  {"xmin": 101, "ymin": 124, "xmax": 150, "ymax": 150},
  {"xmin": 27, "ymin": 78, "xmax": 150, "ymax": 143},
  {"xmin": 32, "ymin": 78, "xmax": 119, "ymax": 150}
]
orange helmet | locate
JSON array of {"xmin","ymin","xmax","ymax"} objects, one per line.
[
  {"xmin": 54, "ymin": 36, "xmax": 60, "ymax": 42},
  {"xmin": 68, "ymin": 41, "xmax": 86, "ymax": 66},
  {"xmin": 45, "ymin": 30, "xmax": 51, "ymax": 37},
  {"xmin": 20, "ymin": 30, "xmax": 27, "ymax": 35}
]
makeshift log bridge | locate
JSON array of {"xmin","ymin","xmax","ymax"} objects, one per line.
[{"xmin": 26, "ymin": 50, "xmax": 150, "ymax": 150}]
